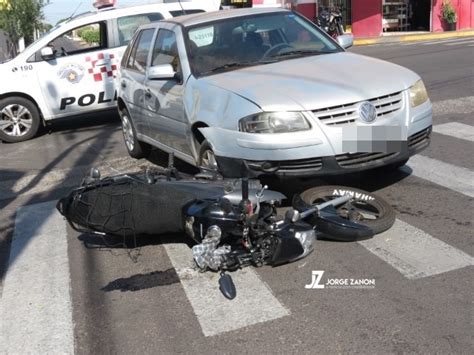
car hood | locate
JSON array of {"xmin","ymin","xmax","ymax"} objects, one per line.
[{"xmin": 200, "ymin": 52, "xmax": 420, "ymax": 111}]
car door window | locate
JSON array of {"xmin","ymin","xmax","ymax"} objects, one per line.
[
  {"xmin": 47, "ymin": 22, "xmax": 107, "ymax": 58},
  {"xmin": 152, "ymin": 29, "xmax": 180, "ymax": 73},
  {"xmin": 117, "ymin": 13, "xmax": 164, "ymax": 46},
  {"xmin": 126, "ymin": 28, "xmax": 155, "ymax": 74}
]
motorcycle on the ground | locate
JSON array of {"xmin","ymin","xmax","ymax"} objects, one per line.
[{"xmin": 56, "ymin": 159, "xmax": 395, "ymax": 299}]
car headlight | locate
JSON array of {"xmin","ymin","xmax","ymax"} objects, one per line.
[
  {"xmin": 239, "ymin": 112, "xmax": 310, "ymax": 133},
  {"xmin": 409, "ymin": 80, "xmax": 429, "ymax": 107}
]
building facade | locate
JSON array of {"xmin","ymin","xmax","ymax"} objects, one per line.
[{"xmin": 222, "ymin": 0, "xmax": 474, "ymax": 37}]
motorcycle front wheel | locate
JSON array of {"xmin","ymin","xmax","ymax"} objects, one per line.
[{"xmin": 300, "ymin": 186, "xmax": 396, "ymax": 234}]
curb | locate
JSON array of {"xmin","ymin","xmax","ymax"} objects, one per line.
[{"xmin": 354, "ymin": 30, "xmax": 474, "ymax": 46}]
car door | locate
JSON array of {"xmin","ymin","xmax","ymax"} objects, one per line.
[
  {"xmin": 119, "ymin": 27, "xmax": 156, "ymax": 134},
  {"xmin": 142, "ymin": 27, "xmax": 190, "ymax": 155},
  {"xmin": 35, "ymin": 20, "xmax": 119, "ymax": 117}
]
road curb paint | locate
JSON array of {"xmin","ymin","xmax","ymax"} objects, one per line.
[{"xmin": 354, "ymin": 31, "xmax": 474, "ymax": 46}]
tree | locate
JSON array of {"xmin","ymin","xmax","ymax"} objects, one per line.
[{"xmin": 0, "ymin": 0, "xmax": 49, "ymax": 54}]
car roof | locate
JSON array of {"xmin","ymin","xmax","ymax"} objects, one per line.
[
  {"xmin": 64, "ymin": 2, "xmax": 206, "ymax": 24},
  {"xmin": 164, "ymin": 7, "xmax": 289, "ymax": 28}
]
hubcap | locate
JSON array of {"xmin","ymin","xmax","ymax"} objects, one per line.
[
  {"xmin": 201, "ymin": 149, "xmax": 218, "ymax": 170},
  {"xmin": 0, "ymin": 104, "xmax": 33, "ymax": 137},
  {"xmin": 121, "ymin": 115, "xmax": 135, "ymax": 152}
]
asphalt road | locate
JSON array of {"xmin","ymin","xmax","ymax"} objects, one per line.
[{"xmin": 1, "ymin": 37, "xmax": 473, "ymax": 354}]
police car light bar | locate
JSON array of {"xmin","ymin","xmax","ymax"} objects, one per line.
[{"xmin": 93, "ymin": 0, "xmax": 116, "ymax": 9}]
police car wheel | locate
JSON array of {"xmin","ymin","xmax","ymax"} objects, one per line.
[
  {"xmin": 120, "ymin": 109, "xmax": 150, "ymax": 159},
  {"xmin": 0, "ymin": 97, "xmax": 40, "ymax": 143}
]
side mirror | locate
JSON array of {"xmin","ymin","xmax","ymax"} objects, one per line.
[
  {"xmin": 40, "ymin": 46, "xmax": 55, "ymax": 60},
  {"xmin": 337, "ymin": 34, "xmax": 354, "ymax": 49},
  {"xmin": 147, "ymin": 64, "xmax": 176, "ymax": 80}
]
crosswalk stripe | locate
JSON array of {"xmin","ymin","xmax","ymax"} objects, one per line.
[
  {"xmin": 433, "ymin": 122, "xmax": 474, "ymax": 142},
  {"xmin": 0, "ymin": 201, "xmax": 74, "ymax": 354},
  {"xmin": 359, "ymin": 219, "xmax": 474, "ymax": 279},
  {"xmin": 445, "ymin": 40, "xmax": 474, "ymax": 46},
  {"xmin": 432, "ymin": 96, "xmax": 474, "ymax": 116},
  {"xmin": 163, "ymin": 243, "xmax": 289, "ymax": 337},
  {"xmin": 402, "ymin": 155, "xmax": 474, "ymax": 197},
  {"xmin": 0, "ymin": 156, "xmax": 151, "ymax": 201}
]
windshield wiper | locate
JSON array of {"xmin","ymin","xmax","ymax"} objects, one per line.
[
  {"xmin": 206, "ymin": 62, "xmax": 255, "ymax": 74},
  {"xmin": 270, "ymin": 49, "xmax": 333, "ymax": 58}
]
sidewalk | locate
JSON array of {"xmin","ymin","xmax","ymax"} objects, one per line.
[{"xmin": 354, "ymin": 29, "xmax": 474, "ymax": 46}]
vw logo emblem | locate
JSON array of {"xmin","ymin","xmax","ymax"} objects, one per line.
[{"xmin": 358, "ymin": 101, "xmax": 377, "ymax": 123}]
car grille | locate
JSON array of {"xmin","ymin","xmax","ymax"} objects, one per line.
[
  {"xmin": 408, "ymin": 126, "xmax": 431, "ymax": 149},
  {"xmin": 278, "ymin": 157, "xmax": 323, "ymax": 171},
  {"xmin": 312, "ymin": 91, "xmax": 404, "ymax": 126},
  {"xmin": 335, "ymin": 152, "xmax": 399, "ymax": 168}
]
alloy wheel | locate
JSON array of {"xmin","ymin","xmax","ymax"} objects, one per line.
[
  {"xmin": 121, "ymin": 114, "xmax": 135, "ymax": 152},
  {"xmin": 0, "ymin": 104, "xmax": 33, "ymax": 137}
]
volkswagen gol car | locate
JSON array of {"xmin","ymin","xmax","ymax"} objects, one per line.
[{"xmin": 117, "ymin": 8, "xmax": 432, "ymax": 177}]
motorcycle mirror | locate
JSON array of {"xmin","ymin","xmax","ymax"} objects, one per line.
[{"xmin": 219, "ymin": 273, "xmax": 236, "ymax": 300}]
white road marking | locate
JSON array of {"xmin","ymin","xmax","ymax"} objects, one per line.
[
  {"xmin": 445, "ymin": 40, "xmax": 474, "ymax": 46},
  {"xmin": 0, "ymin": 156, "xmax": 152, "ymax": 201},
  {"xmin": 432, "ymin": 96, "xmax": 474, "ymax": 116},
  {"xmin": 359, "ymin": 219, "xmax": 474, "ymax": 279},
  {"xmin": 433, "ymin": 122, "xmax": 474, "ymax": 142},
  {"xmin": 163, "ymin": 243, "xmax": 289, "ymax": 337},
  {"xmin": 421, "ymin": 37, "xmax": 474, "ymax": 45},
  {"xmin": 402, "ymin": 155, "xmax": 474, "ymax": 197},
  {"xmin": 0, "ymin": 201, "xmax": 74, "ymax": 354}
]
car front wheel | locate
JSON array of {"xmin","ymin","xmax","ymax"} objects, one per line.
[
  {"xmin": 0, "ymin": 97, "xmax": 41, "ymax": 143},
  {"xmin": 198, "ymin": 140, "xmax": 219, "ymax": 171}
]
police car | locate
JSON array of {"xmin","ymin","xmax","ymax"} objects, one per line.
[{"xmin": 0, "ymin": 0, "xmax": 219, "ymax": 143}]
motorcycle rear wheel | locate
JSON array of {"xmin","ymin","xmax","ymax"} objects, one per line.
[{"xmin": 300, "ymin": 186, "xmax": 395, "ymax": 234}]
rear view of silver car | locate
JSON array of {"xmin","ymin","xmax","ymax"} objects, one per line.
[{"xmin": 117, "ymin": 8, "xmax": 432, "ymax": 178}]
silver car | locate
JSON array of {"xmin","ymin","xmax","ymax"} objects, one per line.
[{"xmin": 117, "ymin": 8, "xmax": 432, "ymax": 178}]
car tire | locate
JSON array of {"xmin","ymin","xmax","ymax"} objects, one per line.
[
  {"xmin": 198, "ymin": 140, "xmax": 219, "ymax": 171},
  {"xmin": 120, "ymin": 109, "xmax": 151, "ymax": 159},
  {"xmin": 300, "ymin": 186, "xmax": 396, "ymax": 234},
  {"xmin": 0, "ymin": 96, "xmax": 41, "ymax": 143}
]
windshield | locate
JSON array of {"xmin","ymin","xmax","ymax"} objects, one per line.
[
  {"xmin": 7, "ymin": 23, "xmax": 63, "ymax": 60},
  {"xmin": 185, "ymin": 11, "xmax": 341, "ymax": 77}
]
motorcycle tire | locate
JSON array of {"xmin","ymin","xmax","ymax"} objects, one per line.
[{"xmin": 299, "ymin": 186, "xmax": 396, "ymax": 234}]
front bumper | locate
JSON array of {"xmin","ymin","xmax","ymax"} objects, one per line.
[{"xmin": 216, "ymin": 126, "xmax": 432, "ymax": 178}]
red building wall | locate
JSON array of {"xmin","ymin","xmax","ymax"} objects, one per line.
[
  {"xmin": 352, "ymin": 0, "xmax": 473, "ymax": 37},
  {"xmin": 352, "ymin": 0, "xmax": 382, "ymax": 37},
  {"xmin": 432, "ymin": 0, "xmax": 473, "ymax": 31}
]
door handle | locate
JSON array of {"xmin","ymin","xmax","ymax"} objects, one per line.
[{"xmin": 121, "ymin": 81, "xmax": 126, "ymax": 88}]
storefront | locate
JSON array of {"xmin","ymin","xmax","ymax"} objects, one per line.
[
  {"xmin": 224, "ymin": 1, "xmax": 473, "ymax": 37},
  {"xmin": 333, "ymin": 0, "xmax": 474, "ymax": 37}
]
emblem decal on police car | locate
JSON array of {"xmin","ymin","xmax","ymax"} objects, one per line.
[
  {"xmin": 358, "ymin": 101, "xmax": 377, "ymax": 123},
  {"xmin": 58, "ymin": 64, "xmax": 84, "ymax": 84},
  {"xmin": 85, "ymin": 52, "xmax": 118, "ymax": 82}
]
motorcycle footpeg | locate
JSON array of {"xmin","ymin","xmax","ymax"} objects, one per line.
[
  {"xmin": 315, "ymin": 206, "xmax": 374, "ymax": 241},
  {"xmin": 219, "ymin": 273, "xmax": 236, "ymax": 300}
]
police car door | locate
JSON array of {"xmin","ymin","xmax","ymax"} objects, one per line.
[{"xmin": 35, "ymin": 20, "xmax": 118, "ymax": 117}]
